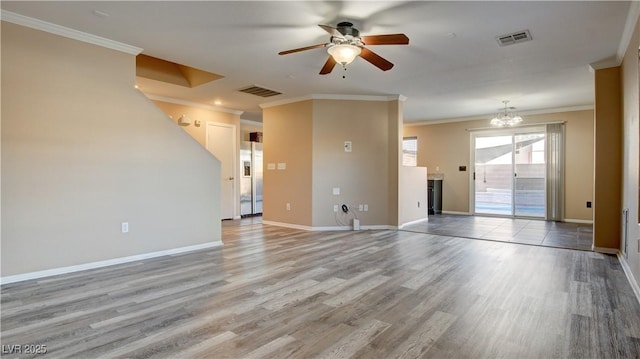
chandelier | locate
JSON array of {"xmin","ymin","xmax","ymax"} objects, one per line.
[{"xmin": 490, "ymin": 100, "xmax": 523, "ymax": 127}]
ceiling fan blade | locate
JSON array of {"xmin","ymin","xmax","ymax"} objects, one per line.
[
  {"xmin": 319, "ymin": 56, "xmax": 337, "ymax": 75},
  {"xmin": 361, "ymin": 34, "xmax": 409, "ymax": 45},
  {"xmin": 279, "ymin": 43, "xmax": 328, "ymax": 55},
  {"xmin": 318, "ymin": 24, "xmax": 343, "ymax": 38},
  {"xmin": 359, "ymin": 47, "xmax": 394, "ymax": 71}
]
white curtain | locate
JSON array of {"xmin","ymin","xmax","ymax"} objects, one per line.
[{"xmin": 546, "ymin": 123, "xmax": 565, "ymax": 221}]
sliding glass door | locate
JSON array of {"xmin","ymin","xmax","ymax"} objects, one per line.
[
  {"xmin": 514, "ymin": 133, "xmax": 545, "ymax": 217},
  {"xmin": 473, "ymin": 129, "xmax": 546, "ymax": 218},
  {"xmin": 474, "ymin": 135, "xmax": 514, "ymax": 215}
]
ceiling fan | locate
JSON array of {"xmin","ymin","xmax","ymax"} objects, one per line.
[{"xmin": 278, "ymin": 22, "xmax": 409, "ymax": 75}]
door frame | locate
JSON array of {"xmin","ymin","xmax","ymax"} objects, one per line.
[
  {"xmin": 205, "ymin": 121, "xmax": 238, "ymax": 220},
  {"xmin": 469, "ymin": 125, "xmax": 546, "ymax": 218}
]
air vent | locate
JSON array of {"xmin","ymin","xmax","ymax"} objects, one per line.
[
  {"xmin": 496, "ymin": 30, "xmax": 532, "ymax": 47},
  {"xmin": 238, "ymin": 85, "xmax": 282, "ymax": 97}
]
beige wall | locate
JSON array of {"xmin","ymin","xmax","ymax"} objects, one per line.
[
  {"xmin": 620, "ymin": 15, "xmax": 640, "ymax": 295},
  {"xmin": 388, "ymin": 100, "xmax": 402, "ymax": 226},
  {"xmin": 399, "ymin": 166, "xmax": 428, "ymax": 226},
  {"xmin": 311, "ymin": 99, "xmax": 397, "ymax": 227},
  {"xmin": 263, "ymin": 97, "xmax": 402, "ymax": 228},
  {"xmin": 152, "ymin": 100, "xmax": 240, "ymax": 148},
  {"xmin": 1, "ymin": 22, "xmax": 222, "ymax": 276},
  {"xmin": 263, "ymin": 101, "xmax": 313, "ymax": 227},
  {"xmin": 404, "ymin": 110, "xmax": 594, "ymax": 221},
  {"xmin": 151, "ymin": 100, "xmax": 242, "ymax": 219},
  {"xmin": 593, "ymin": 67, "xmax": 623, "ymax": 249}
]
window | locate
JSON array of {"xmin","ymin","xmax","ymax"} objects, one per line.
[{"xmin": 402, "ymin": 137, "xmax": 417, "ymax": 166}]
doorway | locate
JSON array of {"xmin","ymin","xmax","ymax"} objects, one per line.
[
  {"xmin": 206, "ymin": 122, "xmax": 237, "ymax": 220},
  {"xmin": 472, "ymin": 128, "xmax": 546, "ymax": 218}
]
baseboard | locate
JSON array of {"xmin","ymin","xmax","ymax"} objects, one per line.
[
  {"xmin": 618, "ymin": 252, "xmax": 640, "ymax": 306},
  {"xmin": 262, "ymin": 220, "xmax": 396, "ymax": 231},
  {"xmin": 442, "ymin": 211, "xmax": 471, "ymax": 216},
  {"xmin": 592, "ymin": 246, "xmax": 619, "ymax": 255},
  {"xmin": 1, "ymin": 241, "xmax": 223, "ymax": 285},
  {"xmin": 362, "ymin": 225, "xmax": 397, "ymax": 230},
  {"xmin": 262, "ymin": 220, "xmax": 313, "ymax": 231},
  {"xmin": 563, "ymin": 218, "xmax": 594, "ymax": 224},
  {"xmin": 399, "ymin": 217, "xmax": 429, "ymax": 229}
]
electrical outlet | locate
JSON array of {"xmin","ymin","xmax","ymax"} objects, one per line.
[
  {"xmin": 364, "ymin": 204, "xmax": 369, "ymax": 212},
  {"xmin": 121, "ymin": 222, "xmax": 129, "ymax": 233},
  {"xmin": 586, "ymin": 201, "xmax": 592, "ymax": 208},
  {"xmin": 286, "ymin": 203, "xmax": 291, "ymax": 211},
  {"xmin": 333, "ymin": 187, "xmax": 340, "ymax": 195},
  {"xmin": 358, "ymin": 204, "xmax": 364, "ymax": 211},
  {"xmin": 333, "ymin": 205, "xmax": 339, "ymax": 212}
]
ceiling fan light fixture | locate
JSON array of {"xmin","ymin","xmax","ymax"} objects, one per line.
[{"xmin": 327, "ymin": 44, "xmax": 361, "ymax": 65}]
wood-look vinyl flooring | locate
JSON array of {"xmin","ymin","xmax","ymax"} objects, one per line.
[
  {"xmin": 1, "ymin": 221, "xmax": 639, "ymax": 358},
  {"xmin": 402, "ymin": 215, "xmax": 594, "ymax": 251}
]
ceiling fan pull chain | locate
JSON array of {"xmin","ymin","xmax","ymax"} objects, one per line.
[{"xmin": 343, "ymin": 65, "xmax": 347, "ymax": 79}]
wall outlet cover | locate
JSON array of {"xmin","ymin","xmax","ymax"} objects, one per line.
[{"xmin": 344, "ymin": 141, "xmax": 352, "ymax": 152}]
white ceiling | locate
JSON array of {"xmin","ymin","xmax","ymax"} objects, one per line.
[{"xmin": 1, "ymin": 1, "xmax": 634, "ymax": 123}]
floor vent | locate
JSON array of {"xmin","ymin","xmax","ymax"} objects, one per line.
[
  {"xmin": 238, "ymin": 85, "xmax": 282, "ymax": 97},
  {"xmin": 496, "ymin": 30, "xmax": 532, "ymax": 47}
]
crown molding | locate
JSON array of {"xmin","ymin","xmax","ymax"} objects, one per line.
[
  {"xmin": 145, "ymin": 93, "xmax": 244, "ymax": 115},
  {"xmin": 616, "ymin": 1, "xmax": 640, "ymax": 64},
  {"xmin": 240, "ymin": 119, "xmax": 263, "ymax": 127},
  {"xmin": 405, "ymin": 104, "xmax": 594, "ymax": 126},
  {"xmin": 1, "ymin": 10, "xmax": 143, "ymax": 55},
  {"xmin": 589, "ymin": 3, "xmax": 639, "ymax": 71},
  {"xmin": 260, "ymin": 93, "xmax": 406, "ymax": 109}
]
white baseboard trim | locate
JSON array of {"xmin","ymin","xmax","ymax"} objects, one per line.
[
  {"xmin": 399, "ymin": 217, "xmax": 429, "ymax": 229},
  {"xmin": 1, "ymin": 241, "xmax": 223, "ymax": 285},
  {"xmin": 442, "ymin": 211, "xmax": 471, "ymax": 216},
  {"xmin": 262, "ymin": 220, "xmax": 313, "ymax": 231},
  {"xmin": 592, "ymin": 246, "xmax": 619, "ymax": 255},
  {"xmin": 311, "ymin": 225, "xmax": 352, "ymax": 231},
  {"xmin": 362, "ymin": 225, "xmax": 397, "ymax": 230},
  {"xmin": 563, "ymin": 218, "xmax": 594, "ymax": 224},
  {"xmin": 262, "ymin": 220, "xmax": 396, "ymax": 231},
  {"xmin": 618, "ymin": 252, "xmax": 640, "ymax": 306}
]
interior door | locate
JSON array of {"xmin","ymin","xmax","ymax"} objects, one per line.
[{"xmin": 206, "ymin": 123, "xmax": 236, "ymax": 220}]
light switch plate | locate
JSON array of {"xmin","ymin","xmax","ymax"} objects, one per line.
[
  {"xmin": 267, "ymin": 163, "xmax": 276, "ymax": 170},
  {"xmin": 333, "ymin": 187, "xmax": 340, "ymax": 195},
  {"xmin": 344, "ymin": 141, "xmax": 352, "ymax": 152},
  {"xmin": 277, "ymin": 163, "xmax": 286, "ymax": 170}
]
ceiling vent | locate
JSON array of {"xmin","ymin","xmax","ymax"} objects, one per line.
[
  {"xmin": 496, "ymin": 30, "xmax": 532, "ymax": 47},
  {"xmin": 238, "ymin": 85, "xmax": 282, "ymax": 97}
]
